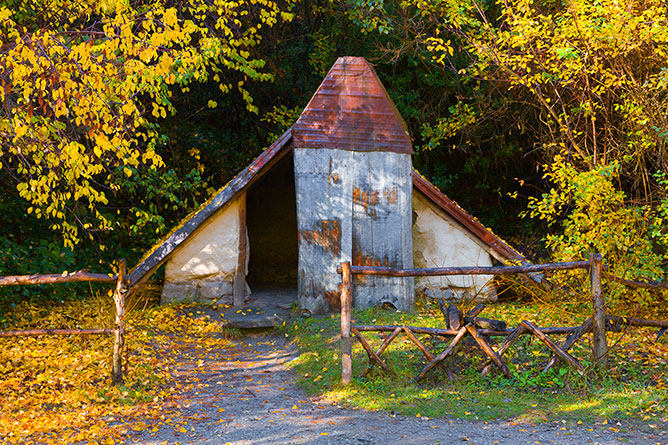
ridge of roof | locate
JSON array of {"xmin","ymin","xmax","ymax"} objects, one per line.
[
  {"xmin": 411, "ymin": 169, "xmax": 528, "ymax": 265},
  {"xmin": 127, "ymin": 127, "xmax": 294, "ymax": 288},
  {"xmin": 293, "ymin": 56, "xmax": 412, "ymax": 154}
]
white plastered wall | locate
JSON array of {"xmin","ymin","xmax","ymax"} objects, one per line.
[
  {"xmin": 412, "ymin": 191, "xmax": 497, "ymax": 302},
  {"xmin": 161, "ymin": 194, "xmax": 250, "ymax": 304}
]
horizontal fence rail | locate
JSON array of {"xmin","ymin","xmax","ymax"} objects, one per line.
[
  {"xmin": 0, "ymin": 328, "xmax": 116, "ymax": 337},
  {"xmin": 353, "ymin": 324, "xmax": 582, "ymax": 337},
  {"xmin": 604, "ymin": 273, "xmax": 668, "ymax": 290},
  {"xmin": 0, "ymin": 271, "xmax": 117, "ymax": 286},
  {"xmin": 0, "ymin": 260, "xmax": 128, "ymax": 385},
  {"xmin": 337, "ymin": 254, "xmax": 614, "ymax": 384},
  {"xmin": 337, "ymin": 261, "xmax": 590, "ymax": 277}
]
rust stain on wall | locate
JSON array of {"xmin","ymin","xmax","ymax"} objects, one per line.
[
  {"xmin": 323, "ymin": 290, "xmax": 341, "ymax": 311},
  {"xmin": 382, "ymin": 186, "xmax": 397, "ymax": 204},
  {"xmin": 353, "ymin": 187, "xmax": 379, "ymax": 213},
  {"xmin": 299, "ymin": 270, "xmax": 341, "ymax": 312},
  {"xmin": 353, "ymin": 185, "xmax": 399, "ymax": 217},
  {"xmin": 352, "ymin": 252, "xmax": 391, "ymax": 284},
  {"xmin": 298, "ymin": 219, "xmax": 342, "ymax": 255}
]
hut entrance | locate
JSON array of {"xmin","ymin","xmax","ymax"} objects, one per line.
[{"xmin": 245, "ymin": 152, "xmax": 298, "ymax": 308}]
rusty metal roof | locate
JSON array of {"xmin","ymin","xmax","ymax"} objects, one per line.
[{"xmin": 293, "ymin": 57, "xmax": 413, "ymax": 154}]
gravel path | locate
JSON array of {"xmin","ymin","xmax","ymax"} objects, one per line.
[{"xmin": 127, "ymin": 335, "xmax": 666, "ymax": 444}]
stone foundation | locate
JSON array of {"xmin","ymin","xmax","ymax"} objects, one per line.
[{"xmin": 161, "ymin": 279, "xmax": 250, "ymax": 305}]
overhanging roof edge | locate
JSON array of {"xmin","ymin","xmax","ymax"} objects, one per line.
[
  {"xmin": 127, "ymin": 127, "xmax": 294, "ymax": 287},
  {"xmin": 411, "ymin": 169, "xmax": 529, "ymax": 265}
]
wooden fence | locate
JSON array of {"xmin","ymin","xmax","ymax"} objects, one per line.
[
  {"xmin": 0, "ymin": 259, "xmax": 128, "ymax": 385},
  {"xmin": 337, "ymin": 253, "xmax": 667, "ymax": 384}
]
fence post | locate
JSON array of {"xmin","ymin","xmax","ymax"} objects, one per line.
[
  {"xmin": 112, "ymin": 259, "xmax": 127, "ymax": 385},
  {"xmin": 590, "ymin": 253, "xmax": 608, "ymax": 368},
  {"xmin": 341, "ymin": 261, "xmax": 353, "ymax": 385}
]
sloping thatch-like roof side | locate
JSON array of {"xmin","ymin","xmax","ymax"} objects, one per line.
[
  {"xmin": 127, "ymin": 128, "xmax": 294, "ymax": 287},
  {"xmin": 412, "ymin": 170, "xmax": 527, "ymax": 265}
]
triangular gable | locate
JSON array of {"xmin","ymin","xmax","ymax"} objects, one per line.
[
  {"xmin": 293, "ymin": 56, "xmax": 412, "ymax": 154},
  {"xmin": 127, "ymin": 128, "xmax": 293, "ymax": 288},
  {"xmin": 411, "ymin": 170, "xmax": 528, "ymax": 265}
]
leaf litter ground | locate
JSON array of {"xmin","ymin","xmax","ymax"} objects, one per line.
[{"xmin": 1, "ymin": 298, "xmax": 667, "ymax": 444}]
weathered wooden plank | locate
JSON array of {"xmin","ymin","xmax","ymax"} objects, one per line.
[
  {"xmin": 606, "ymin": 315, "xmax": 668, "ymax": 329},
  {"xmin": 112, "ymin": 259, "xmax": 127, "ymax": 385},
  {"xmin": 481, "ymin": 325, "xmax": 526, "ymax": 376},
  {"xmin": 352, "ymin": 327, "xmax": 394, "ymax": 375},
  {"xmin": 590, "ymin": 253, "xmax": 607, "ymax": 368},
  {"xmin": 233, "ymin": 193, "xmax": 247, "ymax": 307},
  {"xmin": 351, "ymin": 151, "xmax": 414, "ymax": 311},
  {"xmin": 416, "ymin": 326, "xmax": 468, "ymax": 381},
  {"xmin": 464, "ymin": 317, "xmax": 507, "ymax": 331},
  {"xmin": 521, "ymin": 320, "xmax": 583, "ymax": 373},
  {"xmin": 353, "ymin": 324, "xmax": 580, "ymax": 337},
  {"xmin": 0, "ymin": 271, "xmax": 116, "ymax": 286},
  {"xmin": 361, "ymin": 327, "xmax": 402, "ymax": 377},
  {"xmin": 341, "ymin": 262, "xmax": 353, "ymax": 385},
  {"xmin": 544, "ymin": 319, "xmax": 591, "ymax": 373},
  {"xmin": 295, "ymin": 148, "xmax": 353, "ymax": 314},
  {"xmin": 466, "ymin": 304, "xmax": 486, "ymax": 318},
  {"xmin": 127, "ymin": 128, "xmax": 293, "ymax": 288},
  {"xmin": 466, "ymin": 325, "xmax": 512, "ymax": 378},
  {"xmin": 0, "ymin": 328, "xmax": 114, "ymax": 337},
  {"xmin": 402, "ymin": 326, "xmax": 434, "ymax": 361},
  {"xmin": 447, "ymin": 304, "xmax": 461, "ymax": 330},
  {"xmin": 605, "ymin": 273, "xmax": 668, "ymax": 290}
]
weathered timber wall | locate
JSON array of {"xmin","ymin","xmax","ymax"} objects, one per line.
[
  {"xmin": 294, "ymin": 148, "xmax": 354, "ymax": 314},
  {"xmin": 294, "ymin": 148, "xmax": 413, "ymax": 314},
  {"xmin": 412, "ymin": 191, "xmax": 496, "ymax": 301},
  {"xmin": 161, "ymin": 194, "xmax": 249, "ymax": 304},
  {"xmin": 351, "ymin": 151, "xmax": 413, "ymax": 310}
]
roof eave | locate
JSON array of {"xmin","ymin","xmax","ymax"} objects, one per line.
[
  {"xmin": 411, "ymin": 169, "xmax": 528, "ymax": 265},
  {"xmin": 127, "ymin": 127, "xmax": 294, "ymax": 287}
]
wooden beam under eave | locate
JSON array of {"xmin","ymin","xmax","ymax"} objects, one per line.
[{"xmin": 233, "ymin": 192, "xmax": 247, "ymax": 307}]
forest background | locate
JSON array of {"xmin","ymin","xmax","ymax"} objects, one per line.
[{"xmin": 2, "ymin": 0, "xmax": 668, "ymax": 316}]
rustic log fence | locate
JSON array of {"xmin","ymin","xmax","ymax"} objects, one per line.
[
  {"xmin": 0, "ymin": 259, "xmax": 128, "ymax": 385},
  {"xmin": 337, "ymin": 254, "xmax": 668, "ymax": 384}
]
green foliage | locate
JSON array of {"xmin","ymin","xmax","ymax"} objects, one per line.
[
  {"xmin": 421, "ymin": 103, "xmax": 476, "ymax": 151},
  {"xmin": 286, "ymin": 302, "xmax": 668, "ymax": 423},
  {"xmin": 261, "ymin": 105, "xmax": 303, "ymax": 141},
  {"xmin": 526, "ymin": 154, "xmax": 668, "ymax": 306}
]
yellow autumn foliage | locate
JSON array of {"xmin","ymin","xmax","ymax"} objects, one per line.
[{"xmin": 0, "ymin": 0, "xmax": 293, "ymax": 248}]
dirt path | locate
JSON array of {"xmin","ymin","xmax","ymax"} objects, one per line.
[{"xmin": 126, "ymin": 335, "xmax": 665, "ymax": 444}]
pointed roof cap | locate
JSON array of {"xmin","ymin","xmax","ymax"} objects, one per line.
[{"xmin": 293, "ymin": 56, "xmax": 412, "ymax": 153}]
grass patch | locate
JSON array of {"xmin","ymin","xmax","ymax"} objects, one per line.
[{"xmin": 284, "ymin": 298, "xmax": 668, "ymax": 425}]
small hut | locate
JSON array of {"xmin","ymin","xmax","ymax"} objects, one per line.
[{"xmin": 127, "ymin": 57, "xmax": 527, "ymax": 315}]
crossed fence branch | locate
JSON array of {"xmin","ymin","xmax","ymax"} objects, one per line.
[{"xmin": 337, "ymin": 254, "xmax": 668, "ymax": 384}]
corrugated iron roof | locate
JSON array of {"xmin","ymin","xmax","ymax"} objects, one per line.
[{"xmin": 293, "ymin": 56, "xmax": 413, "ymax": 154}]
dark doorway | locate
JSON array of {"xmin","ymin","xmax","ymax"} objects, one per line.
[{"xmin": 245, "ymin": 153, "xmax": 298, "ymax": 288}]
